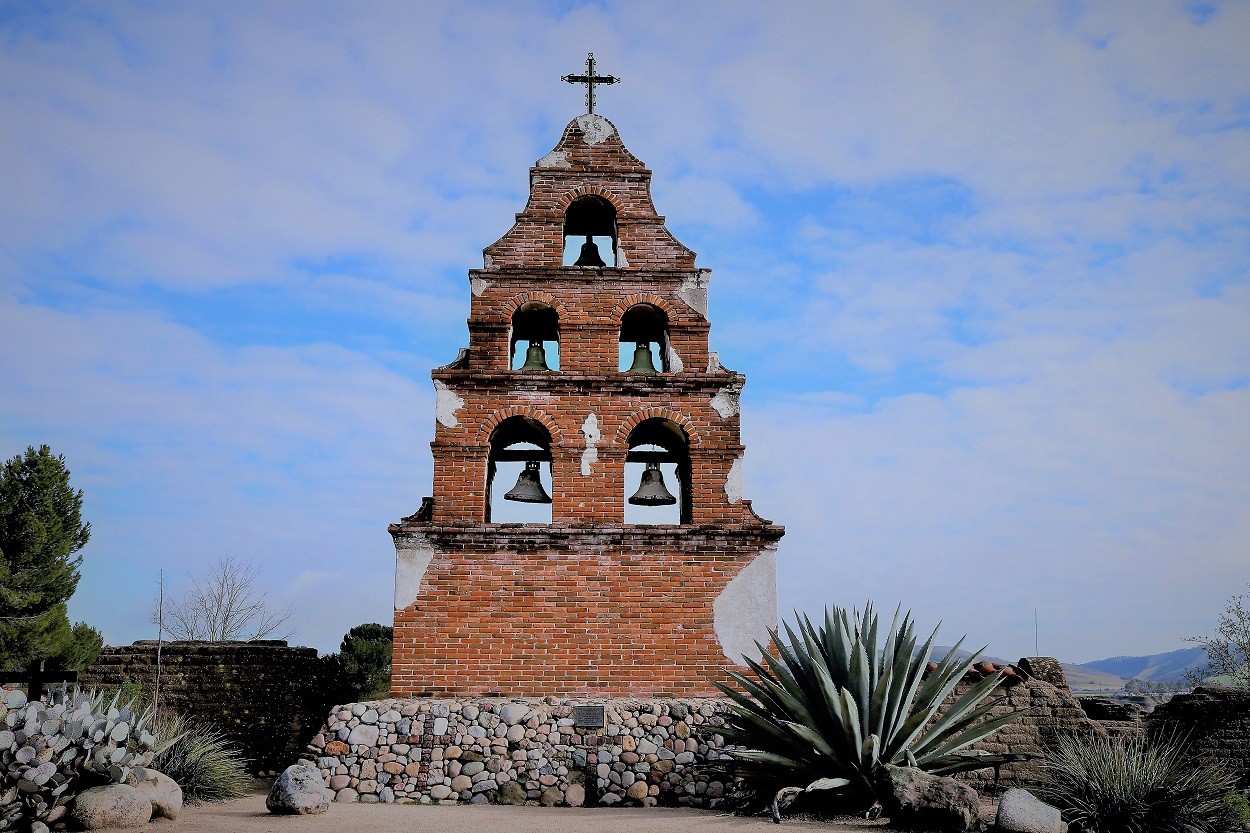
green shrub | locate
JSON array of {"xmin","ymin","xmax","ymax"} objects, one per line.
[
  {"xmin": 715, "ymin": 601, "xmax": 1026, "ymax": 814},
  {"xmin": 1034, "ymin": 732, "xmax": 1238, "ymax": 833},
  {"xmin": 149, "ymin": 711, "xmax": 249, "ymax": 804},
  {"xmin": 1225, "ymin": 791, "xmax": 1250, "ymax": 827}
]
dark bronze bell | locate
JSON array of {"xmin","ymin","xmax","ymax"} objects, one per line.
[
  {"xmin": 574, "ymin": 235, "xmax": 606, "ymax": 267},
  {"xmin": 519, "ymin": 340, "xmax": 550, "ymax": 371},
  {"xmin": 628, "ymin": 461, "xmax": 676, "ymax": 506},
  {"xmin": 504, "ymin": 460, "xmax": 552, "ymax": 504},
  {"xmin": 627, "ymin": 342, "xmax": 657, "ymax": 374}
]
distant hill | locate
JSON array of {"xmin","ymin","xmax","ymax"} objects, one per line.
[
  {"xmin": 1061, "ymin": 663, "xmax": 1126, "ymax": 693},
  {"xmin": 1079, "ymin": 646, "xmax": 1207, "ymax": 683}
]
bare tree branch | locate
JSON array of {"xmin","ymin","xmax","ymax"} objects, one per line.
[
  {"xmin": 1184, "ymin": 584, "xmax": 1250, "ymax": 687},
  {"xmin": 152, "ymin": 556, "xmax": 293, "ymax": 642}
]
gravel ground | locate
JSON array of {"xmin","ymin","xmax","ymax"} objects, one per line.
[{"xmin": 166, "ymin": 793, "xmax": 887, "ymax": 833}]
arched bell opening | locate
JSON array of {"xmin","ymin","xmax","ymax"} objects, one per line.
[
  {"xmin": 510, "ymin": 302, "xmax": 560, "ymax": 371},
  {"xmin": 623, "ymin": 418, "xmax": 691, "ymax": 525},
  {"xmin": 486, "ymin": 416, "xmax": 553, "ymax": 524},
  {"xmin": 562, "ymin": 195, "xmax": 617, "ymax": 267},
  {"xmin": 618, "ymin": 303, "xmax": 670, "ymax": 374}
]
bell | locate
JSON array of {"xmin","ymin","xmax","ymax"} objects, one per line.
[
  {"xmin": 504, "ymin": 460, "xmax": 552, "ymax": 504},
  {"xmin": 628, "ymin": 461, "xmax": 676, "ymax": 506},
  {"xmin": 519, "ymin": 340, "xmax": 550, "ymax": 371},
  {"xmin": 627, "ymin": 342, "xmax": 657, "ymax": 374},
  {"xmin": 574, "ymin": 235, "xmax": 606, "ymax": 267}
]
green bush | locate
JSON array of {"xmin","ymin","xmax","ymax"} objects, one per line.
[
  {"xmin": 1225, "ymin": 791, "xmax": 1250, "ymax": 827},
  {"xmin": 149, "ymin": 711, "xmax": 249, "ymax": 804},
  {"xmin": 715, "ymin": 601, "xmax": 1025, "ymax": 814},
  {"xmin": 1035, "ymin": 732, "xmax": 1238, "ymax": 833}
]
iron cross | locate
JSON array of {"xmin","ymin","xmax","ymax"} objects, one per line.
[{"xmin": 561, "ymin": 53, "xmax": 619, "ymax": 115}]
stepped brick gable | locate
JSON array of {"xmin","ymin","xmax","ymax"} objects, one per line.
[{"xmin": 390, "ymin": 112, "xmax": 784, "ymax": 697}]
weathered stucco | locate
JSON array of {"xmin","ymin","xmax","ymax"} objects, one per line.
[
  {"xmin": 709, "ymin": 381, "xmax": 742, "ymax": 418},
  {"xmin": 580, "ymin": 412, "xmax": 601, "ymax": 476},
  {"xmin": 394, "ymin": 532, "xmax": 436, "ymax": 610},
  {"xmin": 724, "ymin": 456, "xmax": 743, "ymax": 503},
  {"xmin": 469, "ymin": 276, "xmax": 490, "ymax": 296},
  {"xmin": 433, "ymin": 380, "xmax": 464, "ymax": 428},
  {"xmin": 575, "ymin": 114, "xmax": 614, "ymax": 145},
  {"xmin": 712, "ymin": 547, "xmax": 777, "ymax": 663},
  {"xmin": 663, "ymin": 339, "xmax": 685, "ymax": 373},
  {"xmin": 535, "ymin": 149, "xmax": 571, "ymax": 168},
  {"xmin": 677, "ymin": 270, "xmax": 710, "ymax": 317}
]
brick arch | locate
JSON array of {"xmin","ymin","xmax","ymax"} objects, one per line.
[
  {"xmin": 613, "ymin": 407, "xmax": 702, "ymax": 449},
  {"xmin": 557, "ymin": 185, "xmax": 624, "ymax": 214},
  {"xmin": 476, "ymin": 406, "xmax": 566, "ymax": 447},
  {"xmin": 610, "ymin": 293, "xmax": 675, "ymax": 322},
  {"xmin": 505, "ymin": 290, "xmax": 569, "ymax": 323}
]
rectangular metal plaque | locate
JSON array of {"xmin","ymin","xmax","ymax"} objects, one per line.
[{"xmin": 572, "ymin": 705, "xmax": 605, "ymax": 729}]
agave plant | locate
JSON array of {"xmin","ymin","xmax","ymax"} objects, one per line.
[{"xmin": 715, "ymin": 601, "xmax": 1027, "ymax": 813}]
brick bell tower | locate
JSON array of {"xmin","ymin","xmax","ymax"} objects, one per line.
[{"xmin": 390, "ymin": 57, "xmax": 784, "ymax": 698}]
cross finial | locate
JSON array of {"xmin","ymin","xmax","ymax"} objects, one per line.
[{"xmin": 561, "ymin": 52, "xmax": 619, "ymax": 115}]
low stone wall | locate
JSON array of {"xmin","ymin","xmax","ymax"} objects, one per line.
[
  {"xmin": 80, "ymin": 640, "xmax": 322, "ymax": 774},
  {"xmin": 303, "ymin": 698, "xmax": 733, "ymax": 807},
  {"xmin": 1148, "ymin": 686, "xmax": 1250, "ymax": 787},
  {"xmin": 305, "ymin": 672, "xmax": 1110, "ymax": 807},
  {"xmin": 956, "ymin": 676, "xmax": 1107, "ymax": 790}
]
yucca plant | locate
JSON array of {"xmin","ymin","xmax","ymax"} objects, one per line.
[
  {"xmin": 1034, "ymin": 732, "xmax": 1238, "ymax": 833},
  {"xmin": 148, "ymin": 711, "xmax": 249, "ymax": 804},
  {"xmin": 715, "ymin": 601, "xmax": 1027, "ymax": 814}
]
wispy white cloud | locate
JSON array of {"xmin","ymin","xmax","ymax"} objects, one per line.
[{"xmin": 1, "ymin": 1, "xmax": 1247, "ymax": 660}]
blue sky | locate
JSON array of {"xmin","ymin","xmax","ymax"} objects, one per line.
[{"xmin": 2, "ymin": 1, "xmax": 1247, "ymax": 663}]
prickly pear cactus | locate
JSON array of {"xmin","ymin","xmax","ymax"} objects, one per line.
[{"xmin": 1, "ymin": 687, "xmax": 157, "ymax": 832}]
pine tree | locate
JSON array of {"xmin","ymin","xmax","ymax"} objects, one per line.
[
  {"xmin": 339, "ymin": 623, "xmax": 393, "ymax": 699},
  {"xmin": 0, "ymin": 445, "xmax": 101, "ymax": 671}
]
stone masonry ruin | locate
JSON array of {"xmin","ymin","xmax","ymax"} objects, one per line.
[{"xmin": 79, "ymin": 640, "xmax": 322, "ymax": 774}]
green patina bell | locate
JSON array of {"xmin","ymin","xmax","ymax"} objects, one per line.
[
  {"xmin": 627, "ymin": 342, "xmax": 657, "ymax": 374},
  {"xmin": 628, "ymin": 461, "xmax": 676, "ymax": 506},
  {"xmin": 520, "ymin": 340, "xmax": 550, "ymax": 371},
  {"xmin": 504, "ymin": 461, "xmax": 552, "ymax": 504}
]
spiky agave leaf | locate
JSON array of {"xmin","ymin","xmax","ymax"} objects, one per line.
[{"xmin": 718, "ymin": 601, "xmax": 1030, "ymax": 809}]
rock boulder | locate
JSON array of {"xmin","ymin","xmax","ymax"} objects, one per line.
[
  {"xmin": 996, "ymin": 788, "xmax": 1064, "ymax": 833},
  {"xmin": 266, "ymin": 764, "xmax": 331, "ymax": 815},
  {"xmin": 71, "ymin": 784, "xmax": 152, "ymax": 830},
  {"xmin": 129, "ymin": 768, "xmax": 184, "ymax": 820},
  {"xmin": 877, "ymin": 765, "xmax": 981, "ymax": 832}
]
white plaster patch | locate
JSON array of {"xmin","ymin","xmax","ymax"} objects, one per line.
[
  {"xmin": 433, "ymin": 380, "xmax": 464, "ymax": 428},
  {"xmin": 663, "ymin": 340, "xmax": 684, "ymax": 373},
  {"xmin": 536, "ymin": 150, "xmax": 571, "ymax": 168},
  {"xmin": 706, "ymin": 352, "xmax": 724, "ymax": 373},
  {"xmin": 710, "ymin": 382, "xmax": 742, "ymax": 418},
  {"xmin": 713, "ymin": 548, "xmax": 778, "ymax": 663},
  {"xmin": 615, "ymin": 244, "xmax": 629, "ymax": 268},
  {"xmin": 677, "ymin": 270, "xmax": 710, "ymax": 317},
  {"xmin": 482, "ymin": 253, "xmax": 495, "ymax": 269},
  {"xmin": 581, "ymin": 413, "xmax": 601, "ymax": 476},
  {"xmin": 469, "ymin": 276, "xmax": 490, "ymax": 296},
  {"xmin": 394, "ymin": 532, "xmax": 435, "ymax": 610},
  {"xmin": 724, "ymin": 456, "xmax": 743, "ymax": 503},
  {"xmin": 576, "ymin": 114, "xmax": 615, "ymax": 145}
]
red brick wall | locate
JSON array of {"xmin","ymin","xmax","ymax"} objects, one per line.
[
  {"xmin": 391, "ymin": 114, "xmax": 782, "ymax": 697},
  {"xmin": 391, "ymin": 527, "xmax": 781, "ymax": 698}
]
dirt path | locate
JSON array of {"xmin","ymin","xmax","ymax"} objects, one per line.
[{"xmin": 167, "ymin": 794, "xmax": 880, "ymax": 833}]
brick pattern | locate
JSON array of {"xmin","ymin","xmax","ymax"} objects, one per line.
[
  {"xmin": 392, "ymin": 527, "xmax": 781, "ymax": 698},
  {"xmin": 392, "ymin": 114, "xmax": 782, "ymax": 698}
]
